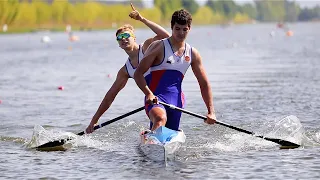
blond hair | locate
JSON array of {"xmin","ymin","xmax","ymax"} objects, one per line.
[{"xmin": 116, "ymin": 24, "xmax": 135, "ymax": 36}]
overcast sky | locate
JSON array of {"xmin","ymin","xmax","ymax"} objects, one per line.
[
  {"xmin": 141, "ymin": 0, "xmax": 320, "ymax": 8},
  {"xmin": 230, "ymin": 0, "xmax": 320, "ymax": 7}
]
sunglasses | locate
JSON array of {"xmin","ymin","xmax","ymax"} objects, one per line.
[{"xmin": 116, "ymin": 32, "xmax": 134, "ymax": 41}]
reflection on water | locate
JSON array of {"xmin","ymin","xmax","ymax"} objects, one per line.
[{"xmin": 1, "ymin": 23, "xmax": 320, "ymax": 179}]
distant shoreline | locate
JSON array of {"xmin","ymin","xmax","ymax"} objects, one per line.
[{"xmin": 1, "ymin": 21, "xmax": 319, "ymax": 35}]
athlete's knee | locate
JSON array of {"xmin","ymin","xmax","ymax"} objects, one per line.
[
  {"xmin": 152, "ymin": 113, "xmax": 166, "ymax": 123},
  {"xmin": 149, "ymin": 113, "xmax": 166, "ymax": 130},
  {"xmin": 150, "ymin": 107, "xmax": 165, "ymax": 119}
]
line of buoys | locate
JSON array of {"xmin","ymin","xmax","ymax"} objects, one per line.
[{"xmin": 276, "ymin": 22, "xmax": 294, "ymax": 37}]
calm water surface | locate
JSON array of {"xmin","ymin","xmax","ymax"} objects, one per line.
[{"xmin": 1, "ymin": 23, "xmax": 320, "ymax": 179}]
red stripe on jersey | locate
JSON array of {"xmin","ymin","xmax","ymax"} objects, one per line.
[{"xmin": 149, "ymin": 70, "xmax": 166, "ymax": 92}]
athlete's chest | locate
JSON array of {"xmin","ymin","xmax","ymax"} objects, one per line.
[
  {"xmin": 128, "ymin": 56, "xmax": 139, "ymax": 68},
  {"xmin": 172, "ymin": 47, "xmax": 185, "ymax": 57}
]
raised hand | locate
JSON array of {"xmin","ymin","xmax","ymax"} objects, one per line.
[{"xmin": 129, "ymin": 3, "xmax": 143, "ymax": 21}]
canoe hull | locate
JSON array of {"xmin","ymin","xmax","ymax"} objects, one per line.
[{"xmin": 139, "ymin": 126, "xmax": 186, "ymax": 161}]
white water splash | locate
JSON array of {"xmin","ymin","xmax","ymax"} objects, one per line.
[
  {"xmin": 25, "ymin": 125, "xmax": 76, "ymax": 149},
  {"xmin": 313, "ymin": 132, "xmax": 320, "ymax": 143},
  {"xmin": 199, "ymin": 115, "xmax": 306, "ymax": 152},
  {"xmin": 267, "ymin": 115, "xmax": 304, "ymax": 145},
  {"xmin": 24, "ymin": 125, "xmax": 116, "ymax": 151},
  {"xmin": 206, "ymin": 133, "xmax": 276, "ymax": 152}
]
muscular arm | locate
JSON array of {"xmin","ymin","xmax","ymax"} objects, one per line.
[
  {"xmin": 141, "ymin": 19, "xmax": 169, "ymax": 52},
  {"xmin": 140, "ymin": 17, "xmax": 170, "ymax": 40},
  {"xmin": 90, "ymin": 66, "xmax": 129, "ymax": 125},
  {"xmin": 134, "ymin": 41, "xmax": 163, "ymax": 97},
  {"xmin": 191, "ymin": 48, "xmax": 216, "ymax": 116}
]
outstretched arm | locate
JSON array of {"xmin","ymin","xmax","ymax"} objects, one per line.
[
  {"xmin": 129, "ymin": 3, "xmax": 170, "ymax": 51},
  {"xmin": 191, "ymin": 48, "xmax": 217, "ymax": 124},
  {"xmin": 86, "ymin": 67, "xmax": 129, "ymax": 133}
]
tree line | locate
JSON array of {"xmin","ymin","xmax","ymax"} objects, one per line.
[{"xmin": 0, "ymin": 0, "xmax": 319, "ymax": 33}]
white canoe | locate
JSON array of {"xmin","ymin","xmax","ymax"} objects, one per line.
[{"xmin": 139, "ymin": 126, "xmax": 186, "ymax": 162}]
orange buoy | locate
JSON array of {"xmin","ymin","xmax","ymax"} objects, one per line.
[
  {"xmin": 69, "ymin": 35, "xmax": 79, "ymax": 42},
  {"xmin": 286, "ymin": 30, "xmax": 293, "ymax": 37}
]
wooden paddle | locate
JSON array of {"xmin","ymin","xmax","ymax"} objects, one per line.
[
  {"xmin": 158, "ymin": 101, "xmax": 300, "ymax": 149},
  {"xmin": 35, "ymin": 106, "xmax": 145, "ymax": 151}
]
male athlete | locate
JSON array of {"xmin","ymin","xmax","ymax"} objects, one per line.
[{"xmin": 134, "ymin": 9, "xmax": 217, "ymax": 131}]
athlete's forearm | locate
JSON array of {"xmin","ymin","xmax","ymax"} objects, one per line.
[
  {"xmin": 91, "ymin": 93, "xmax": 115, "ymax": 124},
  {"xmin": 134, "ymin": 72, "xmax": 153, "ymax": 96},
  {"xmin": 140, "ymin": 17, "xmax": 169, "ymax": 38},
  {"xmin": 200, "ymin": 82, "xmax": 215, "ymax": 114}
]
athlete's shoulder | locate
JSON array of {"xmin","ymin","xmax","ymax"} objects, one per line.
[
  {"xmin": 150, "ymin": 39, "xmax": 164, "ymax": 47},
  {"xmin": 145, "ymin": 39, "xmax": 164, "ymax": 53},
  {"xmin": 190, "ymin": 46, "xmax": 201, "ymax": 59}
]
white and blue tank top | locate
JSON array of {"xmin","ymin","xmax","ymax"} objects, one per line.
[{"xmin": 124, "ymin": 44, "xmax": 150, "ymax": 78}]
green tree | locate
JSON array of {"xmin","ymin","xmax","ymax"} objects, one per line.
[
  {"xmin": 34, "ymin": 1, "xmax": 52, "ymax": 26},
  {"xmin": 51, "ymin": 0, "xmax": 67, "ymax": 24},
  {"xmin": 63, "ymin": 3, "xmax": 76, "ymax": 24},
  {"xmin": 14, "ymin": 2, "xmax": 37, "ymax": 26},
  {"xmin": 298, "ymin": 6, "xmax": 320, "ymax": 21},
  {"xmin": 239, "ymin": 3, "xmax": 257, "ymax": 19},
  {"xmin": 206, "ymin": 0, "xmax": 238, "ymax": 19},
  {"xmin": 181, "ymin": 0, "xmax": 199, "ymax": 14},
  {"xmin": 0, "ymin": 0, "xmax": 20, "ymax": 25},
  {"xmin": 193, "ymin": 6, "xmax": 224, "ymax": 24},
  {"xmin": 255, "ymin": 0, "xmax": 286, "ymax": 22},
  {"xmin": 284, "ymin": 1, "xmax": 300, "ymax": 22},
  {"xmin": 154, "ymin": 0, "xmax": 182, "ymax": 20}
]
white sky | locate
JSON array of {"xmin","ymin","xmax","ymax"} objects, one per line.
[
  {"xmin": 230, "ymin": 0, "xmax": 320, "ymax": 8},
  {"xmin": 141, "ymin": 0, "xmax": 320, "ymax": 8}
]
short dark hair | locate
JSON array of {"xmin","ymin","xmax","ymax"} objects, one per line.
[{"xmin": 171, "ymin": 9, "xmax": 192, "ymax": 29}]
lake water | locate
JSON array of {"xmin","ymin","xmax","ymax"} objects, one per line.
[{"xmin": 1, "ymin": 23, "xmax": 320, "ymax": 179}]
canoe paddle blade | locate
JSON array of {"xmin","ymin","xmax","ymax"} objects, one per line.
[
  {"xmin": 33, "ymin": 106, "xmax": 145, "ymax": 151},
  {"xmin": 35, "ymin": 137, "xmax": 73, "ymax": 151},
  {"xmin": 262, "ymin": 137, "xmax": 300, "ymax": 149}
]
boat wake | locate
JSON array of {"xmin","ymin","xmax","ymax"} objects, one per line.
[
  {"xmin": 0, "ymin": 136, "xmax": 26, "ymax": 144},
  {"xmin": 193, "ymin": 115, "xmax": 318, "ymax": 152},
  {"xmin": 24, "ymin": 125, "xmax": 112, "ymax": 151}
]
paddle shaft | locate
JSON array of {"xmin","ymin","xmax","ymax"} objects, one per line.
[
  {"xmin": 158, "ymin": 101, "xmax": 300, "ymax": 148},
  {"xmin": 36, "ymin": 106, "xmax": 145, "ymax": 149},
  {"xmin": 77, "ymin": 106, "xmax": 145, "ymax": 135},
  {"xmin": 158, "ymin": 101, "xmax": 253, "ymax": 134}
]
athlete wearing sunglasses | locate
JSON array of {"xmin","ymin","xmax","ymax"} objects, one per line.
[
  {"xmin": 86, "ymin": 3, "xmax": 170, "ymax": 134},
  {"xmin": 116, "ymin": 32, "xmax": 134, "ymax": 41}
]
